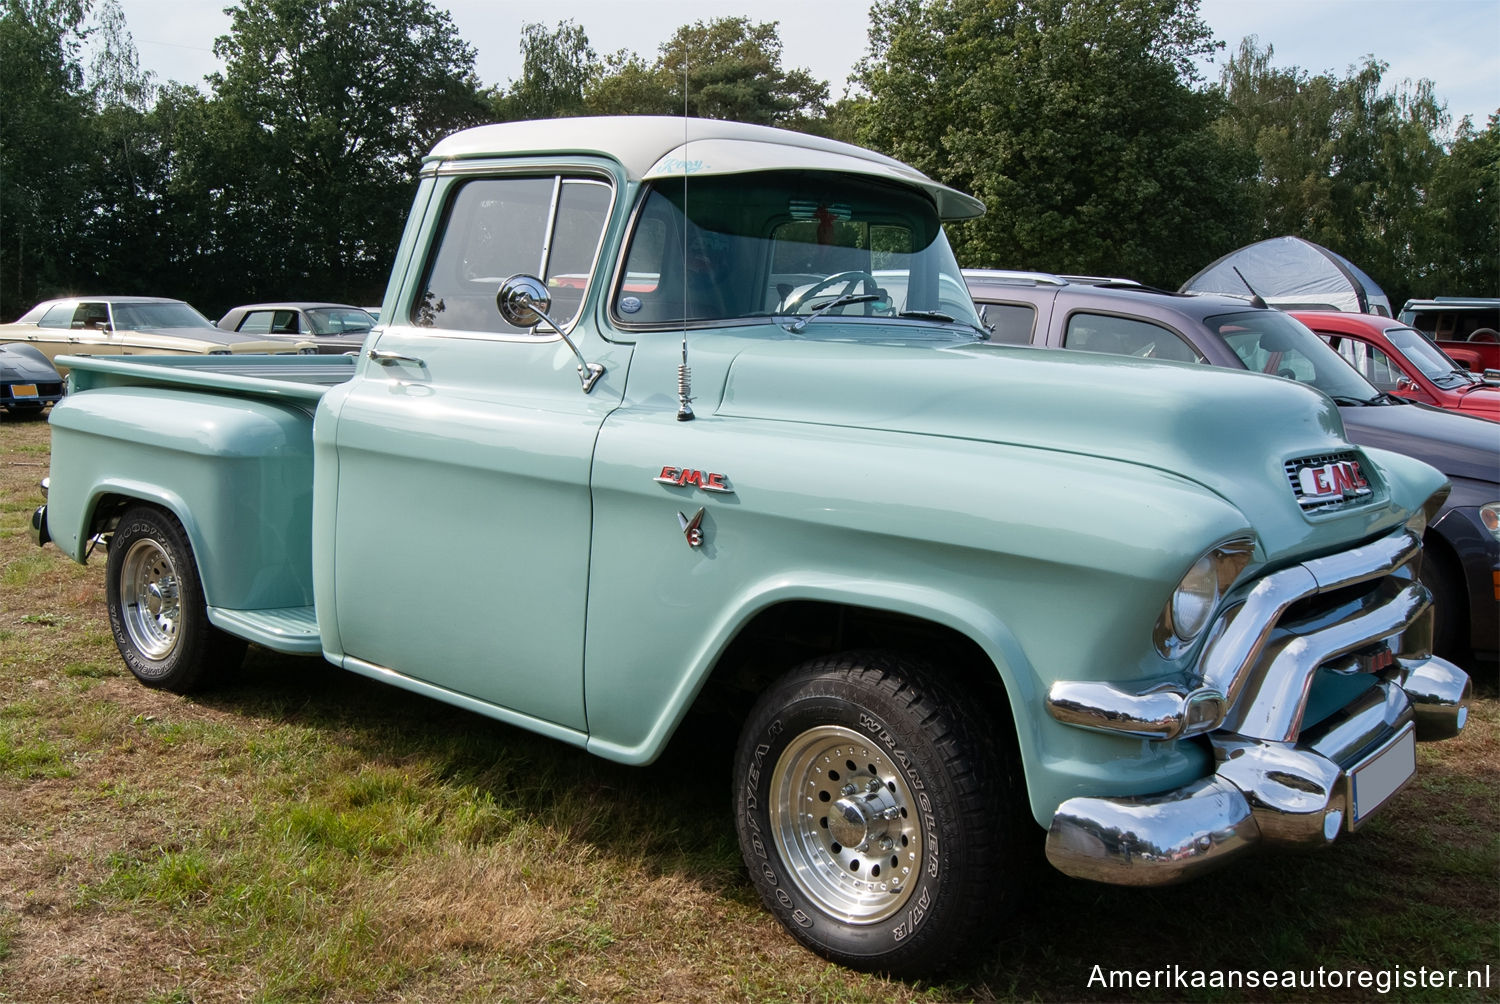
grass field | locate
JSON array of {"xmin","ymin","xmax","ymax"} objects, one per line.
[{"xmin": 1, "ymin": 414, "xmax": 1496, "ymax": 1003}]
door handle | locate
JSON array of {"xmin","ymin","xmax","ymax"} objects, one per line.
[{"xmin": 368, "ymin": 349, "xmax": 425, "ymax": 367}]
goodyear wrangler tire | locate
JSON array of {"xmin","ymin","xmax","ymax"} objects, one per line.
[
  {"xmin": 733, "ymin": 652, "xmax": 1024, "ymax": 973},
  {"xmin": 106, "ymin": 505, "xmax": 246, "ymax": 693}
]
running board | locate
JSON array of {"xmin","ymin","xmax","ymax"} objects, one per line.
[{"xmin": 208, "ymin": 605, "xmax": 322, "ymax": 654}]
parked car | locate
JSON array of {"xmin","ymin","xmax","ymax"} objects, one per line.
[
  {"xmin": 963, "ymin": 270, "xmax": 1499, "ymax": 667},
  {"xmin": 1399, "ymin": 297, "xmax": 1500, "ymax": 373},
  {"xmin": 0, "ymin": 342, "xmax": 65, "ymax": 416},
  {"xmin": 0, "ymin": 296, "xmax": 312, "ymax": 373},
  {"xmin": 217, "ymin": 302, "xmax": 376, "ymax": 354},
  {"xmin": 1293, "ymin": 310, "xmax": 1500, "ymax": 422}
]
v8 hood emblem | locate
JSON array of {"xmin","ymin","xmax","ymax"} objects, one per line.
[{"xmin": 677, "ymin": 507, "xmax": 705, "ymax": 548}]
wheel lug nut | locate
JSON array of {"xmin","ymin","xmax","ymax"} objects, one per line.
[{"xmin": 841, "ymin": 784, "xmax": 857, "ymax": 796}]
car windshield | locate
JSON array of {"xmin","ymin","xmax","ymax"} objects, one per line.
[
  {"xmin": 306, "ymin": 308, "xmax": 375, "ymax": 335},
  {"xmin": 1384, "ymin": 325, "xmax": 1476, "ymax": 387},
  {"xmin": 1209, "ymin": 310, "xmax": 1380, "ymax": 402},
  {"xmin": 111, "ymin": 302, "xmax": 216, "ymax": 330},
  {"xmin": 612, "ymin": 171, "xmax": 982, "ymax": 333}
]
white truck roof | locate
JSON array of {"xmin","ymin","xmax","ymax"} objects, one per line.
[{"xmin": 426, "ymin": 116, "xmax": 985, "ymax": 220}]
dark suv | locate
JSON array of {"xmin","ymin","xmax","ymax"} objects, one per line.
[{"xmin": 963, "ymin": 270, "xmax": 1499, "ymax": 669}]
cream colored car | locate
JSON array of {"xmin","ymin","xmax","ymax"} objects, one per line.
[{"xmin": 0, "ymin": 296, "xmax": 313, "ymax": 373}]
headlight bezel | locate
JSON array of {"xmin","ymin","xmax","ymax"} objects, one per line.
[{"xmin": 1154, "ymin": 537, "xmax": 1257, "ymax": 659}]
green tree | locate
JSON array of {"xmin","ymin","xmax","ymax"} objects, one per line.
[
  {"xmin": 204, "ymin": 0, "xmax": 489, "ymax": 308},
  {"xmin": 585, "ymin": 17, "xmax": 828, "ymax": 127},
  {"xmin": 497, "ymin": 20, "xmax": 597, "ymax": 120},
  {"xmin": 855, "ymin": 0, "xmax": 1252, "ymax": 286},
  {"xmin": 1213, "ymin": 38, "xmax": 1455, "ymax": 308},
  {"xmin": 0, "ymin": 0, "xmax": 93, "ymax": 316},
  {"xmin": 585, "ymin": 50, "xmax": 678, "ymax": 117},
  {"xmin": 1417, "ymin": 113, "xmax": 1499, "ymax": 296}
]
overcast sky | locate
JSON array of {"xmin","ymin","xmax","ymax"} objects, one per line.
[{"xmin": 112, "ymin": 0, "xmax": 1499, "ymax": 129}]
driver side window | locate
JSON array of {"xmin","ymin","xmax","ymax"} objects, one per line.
[{"xmin": 413, "ymin": 175, "xmax": 612, "ymax": 334}]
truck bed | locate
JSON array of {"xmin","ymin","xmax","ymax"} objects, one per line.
[{"xmin": 58, "ymin": 352, "xmax": 358, "ymax": 402}]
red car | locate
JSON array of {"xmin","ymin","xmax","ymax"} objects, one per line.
[{"xmin": 1293, "ymin": 310, "xmax": 1500, "ymax": 423}]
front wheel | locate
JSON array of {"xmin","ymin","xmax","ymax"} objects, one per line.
[
  {"xmin": 733, "ymin": 652, "xmax": 1026, "ymax": 974},
  {"xmin": 105, "ymin": 505, "xmax": 246, "ymax": 692}
]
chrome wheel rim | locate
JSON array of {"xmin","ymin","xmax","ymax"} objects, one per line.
[
  {"xmin": 768, "ymin": 724, "xmax": 922, "ymax": 924},
  {"xmin": 119, "ymin": 538, "xmax": 181, "ymax": 660}
]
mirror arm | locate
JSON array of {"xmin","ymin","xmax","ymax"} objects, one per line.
[
  {"xmin": 497, "ymin": 275, "xmax": 605, "ymax": 393},
  {"xmin": 521, "ymin": 298, "xmax": 605, "ymax": 393}
]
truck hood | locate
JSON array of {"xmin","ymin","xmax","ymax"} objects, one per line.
[
  {"xmin": 717, "ymin": 338, "xmax": 1427, "ymax": 562},
  {"xmin": 1340, "ymin": 399, "xmax": 1500, "ymax": 486}
]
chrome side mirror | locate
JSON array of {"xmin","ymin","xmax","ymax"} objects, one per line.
[{"xmin": 497, "ymin": 274, "xmax": 553, "ymax": 329}]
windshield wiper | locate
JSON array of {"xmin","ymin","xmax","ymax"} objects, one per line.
[
  {"xmin": 897, "ymin": 310, "xmax": 990, "ymax": 340},
  {"xmin": 1328, "ymin": 395, "xmax": 1379, "ymax": 406},
  {"xmin": 785, "ymin": 293, "xmax": 883, "ymax": 333}
]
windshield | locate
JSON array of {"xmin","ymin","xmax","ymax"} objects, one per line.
[
  {"xmin": 1209, "ymin": 310, "xmax": 1379, "ymax": 402},
  {"xmin": 612, "ymin": 171, "xmax": 982, "ymax": 332},
  {"xmin": 1384, "ymin": 325, "xmax": 1475, "ymax": 387},
  {"xmin": 112, "ymin": 302, "xmax": 216, "ymax": 330},
  {"xmin": 306, "ymin": 307, "xmax": 375, "ymax": 335}
]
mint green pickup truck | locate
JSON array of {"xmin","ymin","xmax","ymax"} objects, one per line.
[{"xmin": 29, "ymin": 118, "xmax": 1471, "ymax": 973}]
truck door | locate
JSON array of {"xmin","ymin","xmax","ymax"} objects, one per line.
[{"xmin": 325, "ymin": 171, "xmax": 622, "ymax": 731}]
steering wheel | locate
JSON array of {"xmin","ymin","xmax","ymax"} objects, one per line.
[{"xmin": 782, "ymin": 270, "xmax": 880, "ymax": 314}]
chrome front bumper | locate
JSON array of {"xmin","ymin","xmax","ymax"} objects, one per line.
[{"xmin": 1043, "ymin": 529, "xmax": 1473, "ymax": 885}]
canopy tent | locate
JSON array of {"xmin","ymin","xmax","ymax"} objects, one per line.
[{"xmin": 1180, "ymin": 236, "xmax": 1392, "ymax": 317}]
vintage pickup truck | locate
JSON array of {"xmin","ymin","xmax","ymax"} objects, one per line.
[{"xmin": 29, "ymin": 118, "xmax": 1471, "ymax": 974}]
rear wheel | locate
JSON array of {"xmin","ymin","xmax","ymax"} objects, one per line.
[
  {"xmin": 106, "ymin": 505, "xmax": 245, "ymax": 692},
  {"xmin": 733, "ymin": 652, "xmax": 1026, "ymax": 974}
]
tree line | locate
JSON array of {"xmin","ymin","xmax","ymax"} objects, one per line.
[{"xmin": 2, "ymin": 0, "xmax": 1495, "ymax": 321}]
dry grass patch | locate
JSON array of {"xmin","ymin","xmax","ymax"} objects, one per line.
[{"xmin": 2, "ymin": 417, "xmax": 1497, "ymax": 1003}]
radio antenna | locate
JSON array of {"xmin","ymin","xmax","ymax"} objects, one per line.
[
  {"xmin": 1232, "ymin": 266, "xmax": 1270, "ymax": 310},
  {"xmin": 676, "ymin": 52, "xmax": 695, "ymax": 421}
]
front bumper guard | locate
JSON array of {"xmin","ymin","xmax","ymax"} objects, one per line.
[
  {"xmin": 30, "ymin": 503, "xmax": 50, "ymax": 547},
  {"xmin": 1046, "ymin": 657, "xmax": 1470, "ymax": 885},
  {"xmin": 1043, "ymin": 528, "xmax": 1472, "ymax": 886}
]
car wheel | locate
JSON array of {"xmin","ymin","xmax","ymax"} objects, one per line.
[
  {"xmin": 1419, "ymin": 543, "xmax": 1467, "ymax": 664},
  {"xmin": 733, "ymin": 651, "xmax": 1025, "ymax": 974},
  {"xmin": 106, "ymin": 505, "xmax": 246, "ymax": 692}
]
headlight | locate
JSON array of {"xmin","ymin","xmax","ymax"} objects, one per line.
[
  {"xmin": 1171, "ymin": 554, "xmax": 1219, "ymax": 640},
  {"xmin": 1155, "ymin": 537, "xmax": 1257, "ymax": 658},
  {"xmin": 1481, "ymin": 502, "xmax": 1500, "ymax": 541}
]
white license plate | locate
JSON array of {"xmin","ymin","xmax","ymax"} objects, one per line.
[
  {"xmin": 11, "ymin": 383, "xmax": 38, "ymax": 398},
  {"xmin": 1350, "ymin": 724, "xmax": 1416, "ymax": 826}
]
